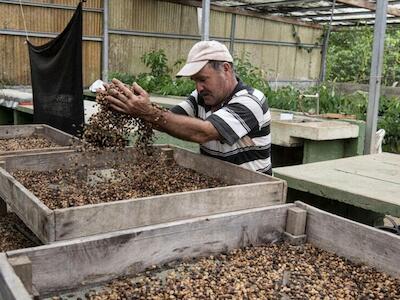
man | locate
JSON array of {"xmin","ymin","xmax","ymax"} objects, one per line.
[{"xmin": 106, "ymin": 40, "xmax": 272, "ymax": 175}]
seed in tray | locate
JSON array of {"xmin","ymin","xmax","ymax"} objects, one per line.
[
  {"xmin": 0, "ymin": 135, "xmax": 59, "ymax": 151},
  {"xmin": 12, "ymin": 154, "xmax": 227, "ymax": 210},
  {"xmin": 53, "ymin": 242, "xmax": 400, "ymax": 300},
  {"xmin": 0, "ymin": 213, "xmax": 39, "ymax": 251}
]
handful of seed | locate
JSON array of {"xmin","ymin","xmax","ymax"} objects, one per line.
[{"xmin": 82, "ymin": 83, "xmax": 159, "ymax": 153}]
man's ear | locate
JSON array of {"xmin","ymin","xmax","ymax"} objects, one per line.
[{"xmin": 222, "ymin": 62, "xmax": 232, "ymax": 73}]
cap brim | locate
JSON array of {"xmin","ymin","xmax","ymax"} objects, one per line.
[{"xmin": 176, "ymin": 61, "xmax": 208, "ymax": 77}]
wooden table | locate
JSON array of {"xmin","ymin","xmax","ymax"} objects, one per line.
[{"xmin": 274, "ymin": 153, "xmax": 400, "ymax": 221}]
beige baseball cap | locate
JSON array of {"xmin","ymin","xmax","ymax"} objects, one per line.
[{"xmin": 176, "ymin": 40, "xmax": 233, "ymax": 77}]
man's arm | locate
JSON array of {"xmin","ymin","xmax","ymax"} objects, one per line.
[{"xmin": 105, "ymin": 79, "xmax": 221, "ymax": 144}]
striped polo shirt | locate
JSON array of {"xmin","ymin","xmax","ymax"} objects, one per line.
[{"xmin": 170, "ymin": 80, "xmax": 272, "ymax": 175}]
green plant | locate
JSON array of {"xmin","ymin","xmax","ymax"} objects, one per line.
[
  {"xmin": 378, "ymin": 96, "xmax": 400, "ymax": 153},
  {"xmin": 110, "ymin": 49, "xmax": 400, "ymax": 153},
  {"xmin": 136, "ymin": 49, "xmax": 173, "ymax": 94},
  {"xmin": 108, "ymin": 71, "xmax": 135, "ymax": 85},
  {"xmin": 234, "ymin": 55, "xmax": 271, "ymax": 95},
  {"xmin": 158, "ymin": 78, "xmax": 195, "ymax": 96},
  {"xmin": 326, "ymin": 26, "xmax": 400, "ymax": 86},
  {"xmin": 141, "ymin": 49, "xmax": 170, "ymax": 78}
]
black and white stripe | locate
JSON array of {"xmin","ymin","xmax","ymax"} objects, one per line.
[{"xmin": 170, "ymin": 79, "xmax": 272, "ymax": 175}]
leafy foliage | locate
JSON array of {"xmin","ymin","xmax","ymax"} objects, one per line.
[
  {"xmin": 234, "ymin": 55, "xmax": 271, "ymax": 94},
  {"xmin": 110, "ymin": 49, "xmax": 400, "ymax": 153},
  {"xmin": 108, "ymin": 71, "xmax": 135, "ymax": 85},
  {"xmin": 109, "ymin": 50, "xmax": 195, "ymax": 96},
  {"xmin": 378, "ymin": 96, "xmax": 400, "ymax": 153},
  {"xmin": 327, "ymin": 26, "xmax": 400, "ymax": 86}
]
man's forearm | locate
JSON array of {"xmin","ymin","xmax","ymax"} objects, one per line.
[{"xmin": 142, "ymin": 105, "xmax": 220, "ymax": 144}]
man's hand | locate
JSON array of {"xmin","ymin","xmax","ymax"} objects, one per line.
[
  {"xmin": 104, "ymin": 78, "xmax": 221, "ymax": 144},
  {"xmin": 105, "ymin": 78, "xmax": 152, "ymax": 118}
]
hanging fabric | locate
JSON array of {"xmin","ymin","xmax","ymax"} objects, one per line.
[{"xmin": 28, "ymin": 2, "xmax": 84, "ymax": 136}]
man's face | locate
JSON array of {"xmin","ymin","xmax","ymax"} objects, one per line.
[{"xmin": 191, "ymin": 63, "xmax": 231, "ymax": 108}]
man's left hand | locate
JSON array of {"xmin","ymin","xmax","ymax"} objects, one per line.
[{"xmin": 105, "ymin": 78, "xmax": 152, "ymax": 118}]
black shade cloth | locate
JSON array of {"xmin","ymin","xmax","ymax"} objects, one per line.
[{"xmin": 28, "ymin": 2, "xmax": 84, "ymax": 136}]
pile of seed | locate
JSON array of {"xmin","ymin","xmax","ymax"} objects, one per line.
[
  {"xmin": 12, "ymin": 154, "xmax": 226, "ymax": 210},
  {"xmin": 73, "ymin": 243, "xmax": 400, "ymax": 300},
  {"xmin": 82, "ymin": 83, "xmax": 160, "ymax": 152},
  {"xmin": 0, "ymin": 213, "xmax": 40, "ymax": 251},
  {"xmin": 0, "ymin": 135, "xmax": 59, "ymax": 152}
]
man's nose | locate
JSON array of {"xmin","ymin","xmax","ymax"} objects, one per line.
[{"xmin": 196, "ymin": 82, "xmax": 204, "ymax": 93}]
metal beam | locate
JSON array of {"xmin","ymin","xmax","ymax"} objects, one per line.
[
  {"xmin": 201, "ymin": 0, "xmax": 210, "ymax": 41},
  {"xmin": 277, "ymin": 4, "xmax": 349, "ymax": 13},
  {"xmin": 310, "ymin": 15, "xmax": 400, "ymax": 22},
  {"xmin": 291, "ymin": 8, "xmax": 372, "ymax": 17},
  {"xmin": 337, "ymin": 0, "xmax": 400, "ymax": 17},
  {"xmin": 278, "ymin": 4, "xmax": 348, "ymax": 13},
  {"xmin": 229, "ymin": 14, "xmax": 236, "ymax": 54},
  {"xmin": 164, "ymin": 0, "xmax": 322, "ymax": 29},
  {"xmin": 320, "ymin": 0, "xmax": 336, "ymax": 83},
  {"xmin": 102, "ymin": 0, "xmax": 109, "ymax": 82},
  {"xmin": 0, "ymin": 29, "xmax": 102, "ymax": 41},
  {"xmin": 0, "ymin": 0, "xmax": 103, "ymax": 12},
  {"xmin": 107, "ymin": 29, "xmax": 320, "ymax": 48},
  {"xmin": 364, "ymin": 0, "xmax": 388, "ymax": 154},
  {"xmin": 229, "ymin": 0, "xmax": 318, "ymax": 8}
]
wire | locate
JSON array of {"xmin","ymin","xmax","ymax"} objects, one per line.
[{"xmin": 18, "ymin": 0, "xmax": 30, "ymax": 42}]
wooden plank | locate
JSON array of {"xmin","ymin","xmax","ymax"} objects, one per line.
[
  {"xmin": 7, "ymin": 204, "xmax": 291, "ymax": 295},
  {"xmin": 296, "ymin": 202, "xmax": 400, "ymax": 277},
  {"xmin": 277, "ymin": 47, "xmax": 297, "ymax": 80},
  {"xmin": 0, "ymin": 125, "xmax": 36, "ymax": 139},
  {"xmin": 54, "ymin": 181, "xmax": 284, "ymax": 240},
  {"xmin": 173, "ymin": 146, "xmax": 282, "ymax": 185},
  {"xmin": 0, "ymin": 147, "xmax": 139, "ymax": 172},
  {"xmin": 285, "ymin": 207, "xmax": 307, "ymax": 236},
  {"xmin": 8, "ymin": 256, "xmax": 32, "ymax": 294},
  {"xmin": 0, "ymin": 150, "xmax": 77, "ymax": 172},
  {"xmin": 274, "ymin": 153, "xmax": 400, "ymax": 217},
  {"xmin": 0, "ymin": 253, "xmax": 32, "ymax": 300},
  {"xmin": 210, "ymin": 10, "xmax": 231, "ymax": 38},
  {"xmin": 0, "ymin": 124, "xmax": 77, "ymax": 157},
  {"xmin": 369, "ymin": 152, "xmax": 400, "ymax": 166},
  {"xmin": 156, "ymin": 1, "xmax": 182, "ymax": 34},
  {"xmin": 309, "ymin": 29, "xmax": 322, "ymax": 80},
  {"xmin": 234, "ymin": 15, "xmax": 246, "ymax": 40},
  {"xmin": 262, "ymin": 20, "xmax": 281, "ymax": 79},
  {"xmin": 41, "ymin": 124, "xmax": 77, "ymax": 146},
  {"xmin": 0, "ymin": 168, "xmax": 54, "ymax": 243},
  {"xmin": 335, "ymin": 162, "xmax": 400, "ymax": 185},
  {"xmin": 0, "ymin": 146, "xmax": 73, "ymax": 157}
]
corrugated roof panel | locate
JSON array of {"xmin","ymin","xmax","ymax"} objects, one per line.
[{"xmin": 202, "ymin": 0, "xmax": 400, "ymax": 26}]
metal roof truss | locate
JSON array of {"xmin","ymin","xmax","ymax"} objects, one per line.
[{"xmin": 210, "ymin": 0, "xmax": 400, "ymax": 26}]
